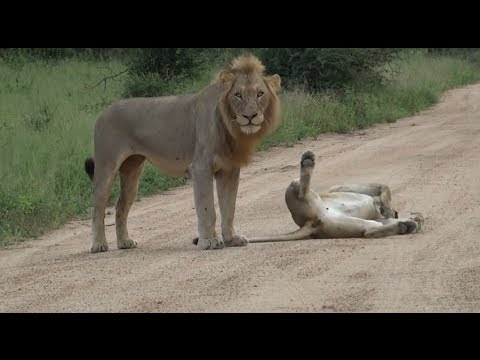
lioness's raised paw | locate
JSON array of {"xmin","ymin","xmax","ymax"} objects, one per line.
[
  {"xmin": 117, "ymin": 239, "xmax": 138, "ymax": 250},
  {"xmin": 197, "ymin": 238, "xmax": 225, "ymax": 250},
  {"xmin": 301, "ymin": 151, "xmax": 315, "ymax": 168},
  {"xmin": 91, "ymin": 242, "xmax": 109, "ymax": 253},
  {"xmin": 224, "ymin": 235, "xmax": 249, "ymax": 247}
]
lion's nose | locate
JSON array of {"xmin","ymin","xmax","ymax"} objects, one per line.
[{"xmin": 242, "ymin": 113, "xmax": 258, "ymax": 121}]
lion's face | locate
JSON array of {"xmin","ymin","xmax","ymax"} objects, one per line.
[
  {"xmin": 218, "ymin": 58, "xmax": 281, "ymax": 137},
  {"xmin": 225, "ymin": 73, "xmax": 279, "ymax": 135}
]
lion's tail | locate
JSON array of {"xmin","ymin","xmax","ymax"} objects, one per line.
[{"xmin": 84, "ymin": 157, "xmax": 95, "ymax": 181}]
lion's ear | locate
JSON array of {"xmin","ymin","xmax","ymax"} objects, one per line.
[
  {"xmin": 265, "ymin": 74, "xmax": 281, "ymax": 93},
  {"xmin": 219, "ymin": 69, "xmax": 236, "ymax": 90}
]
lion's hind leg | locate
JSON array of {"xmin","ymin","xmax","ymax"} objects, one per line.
[{"xmin": 115, "ymin": 155, "xmax": 146, "ymax": 250}]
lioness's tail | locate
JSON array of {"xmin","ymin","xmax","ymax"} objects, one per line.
[
  {"xmin": 84, "ymin": 157, "xmax": 95, "ymax": 181},
  {"xmin": 192, "ymin": 225, "xmax": 314, "ymax": 245},
  {"xmin": 248, "ymin": 225, "xmax": 315, "ymax": 243}
]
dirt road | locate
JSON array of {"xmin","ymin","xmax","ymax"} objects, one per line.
[{"xmin": 2, "ymin": 84, "xmax": 480, "ymax": 313}]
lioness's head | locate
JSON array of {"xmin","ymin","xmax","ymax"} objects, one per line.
[{"xmin": 218, "ymin": 54, "xmax": 282, "ymax": 137}]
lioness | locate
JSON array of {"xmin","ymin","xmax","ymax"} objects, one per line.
[
  {"xmin": 84, "ymin": 54, "xmax": 281, "ymax": 253},
  {"xmin": 245, "ymin": 151, "xmax": 424, "ymax": 243}
]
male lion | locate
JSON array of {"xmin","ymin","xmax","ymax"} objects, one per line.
[
  {"xmin": 84, "ymin": 54, "xmax": 281, "ymax": 253},
  {"xmin": 246, "ymin": 151, "xmax": 424, "ymax": 243}
]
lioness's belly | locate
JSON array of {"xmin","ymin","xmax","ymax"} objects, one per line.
[{"xmin": 320, "ymin": 192, "xmax": 378, "ymax": 219}]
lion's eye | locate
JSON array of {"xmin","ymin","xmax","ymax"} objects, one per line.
[
  {"xmin": 234, "ymin": 92, "xmax": 242, "ymax": 99},
  {"xmin": 257, "ymin": 91, "xmax": 264, "ymax": 98}
]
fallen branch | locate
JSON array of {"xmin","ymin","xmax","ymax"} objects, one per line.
[{"xmin": 85, "ymin": 69, "xmax": 129, "ymax": 91}]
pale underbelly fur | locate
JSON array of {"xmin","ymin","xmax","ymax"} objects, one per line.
[{"xmin": 319, "ymin": 192, "xmax": 378, "ymax": 220}]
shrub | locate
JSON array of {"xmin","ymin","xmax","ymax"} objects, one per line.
[{"xmin": 256, "ymin": 48, "xmax": 404, "ymax": 92}]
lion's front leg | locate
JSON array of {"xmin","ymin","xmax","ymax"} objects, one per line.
[
  {"xmin": 215, "ymin": 167, "xmax": 248, "ymax": 247},
  {"xmin": 191, "ymin": 166, "xmax": 224, "ymax": 250}
]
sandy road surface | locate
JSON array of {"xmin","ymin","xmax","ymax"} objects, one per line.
[{"xmin": 1, "ymin": 84, "xmax": 480, "ymax": 313}]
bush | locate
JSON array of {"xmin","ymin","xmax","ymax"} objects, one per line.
[
  {"xmin": 426, "ymin": 48, "xmax": 480, "ymax": 66},
  {"xmin": 0, "ymin": 48, "xmax": 132, "ymax": 61},
  {"xmin": 123, "ymin": 73, "xmax": 173, "ymax": 98},
  {"xmin": 256, "ymin": 48, "xmax": 404, "ymax": 93},
  {"xmin": 127, "ymin": 48, "xmax": 228, "ymax": 78},
  {"xmin": 426, "ymin": 48, "xmax": 480, "ymax": 56},
  {"xmin": 122, "ymin": 48, "xmax": 229, "ymax": 98}
]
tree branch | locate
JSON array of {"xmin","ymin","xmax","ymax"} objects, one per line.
[{"xmin": 85, "ymin": 69, "xmax": 129, "ymax": 91}]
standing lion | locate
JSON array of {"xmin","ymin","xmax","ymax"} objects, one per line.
[{"xmin": 84, "ymin": 54, "xmax": 282, "ymax": 252}]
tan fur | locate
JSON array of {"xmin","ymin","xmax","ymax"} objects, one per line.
[
  {"xmin": 217, "ymin": 56, "xmax": 281, "ymax": 167},
  {"xmin": 248, "ymin": 151, "xmax": 424, "ymax": 243},
  {"xmin": 84, "ymin": 54, "xmax": 281, "ymax": 253}
]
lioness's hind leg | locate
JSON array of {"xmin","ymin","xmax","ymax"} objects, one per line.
[
  {"xmin": 116, "ymin": 155, "xmax": 146, "ymax": 250},
  {"xmin": 363, "ymin": 221, "xmax": 409, "ymax": 238},
  {"xmin": 329, "ymin": 183, "xmax": 396, "ymax": 218},
  {"xmin": 363, "ymin": 217, "xmax": 420, "ymax": 238},
  {"xmin": 408, "ymin": 212, "xmax": 424, "ymax": 233}
]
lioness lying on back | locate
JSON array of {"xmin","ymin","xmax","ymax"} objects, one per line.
[{"xmin": 244, "ymin": 151, "xmax": 424, "ymax": 243}]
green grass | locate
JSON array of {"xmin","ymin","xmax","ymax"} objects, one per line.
[
  {"xmin": 0, "ymin": 56, "xmax": 185, "ymax": 246},
  {"xmin": 1, "ymin": 51, "xmax": 479, "ymax": 246},
  {"xmin": 259, "ymin": 52, "xmax": 480, "ymax": 149}
]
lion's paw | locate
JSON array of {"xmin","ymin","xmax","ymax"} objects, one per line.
[
  {"xmin": 91, "ymin": 241, "xmax": 109, "ymax": 253},
  {"xmin": 118, "ymin": 239, "xmax": 138, "ymax": 250},
  {"xmin": 224, "ymin": 235, "xmax": 249, "ymax": 247},
  {"xmin": 197, "ymin": 238, "xmax": 225, "ymax": 250}
]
